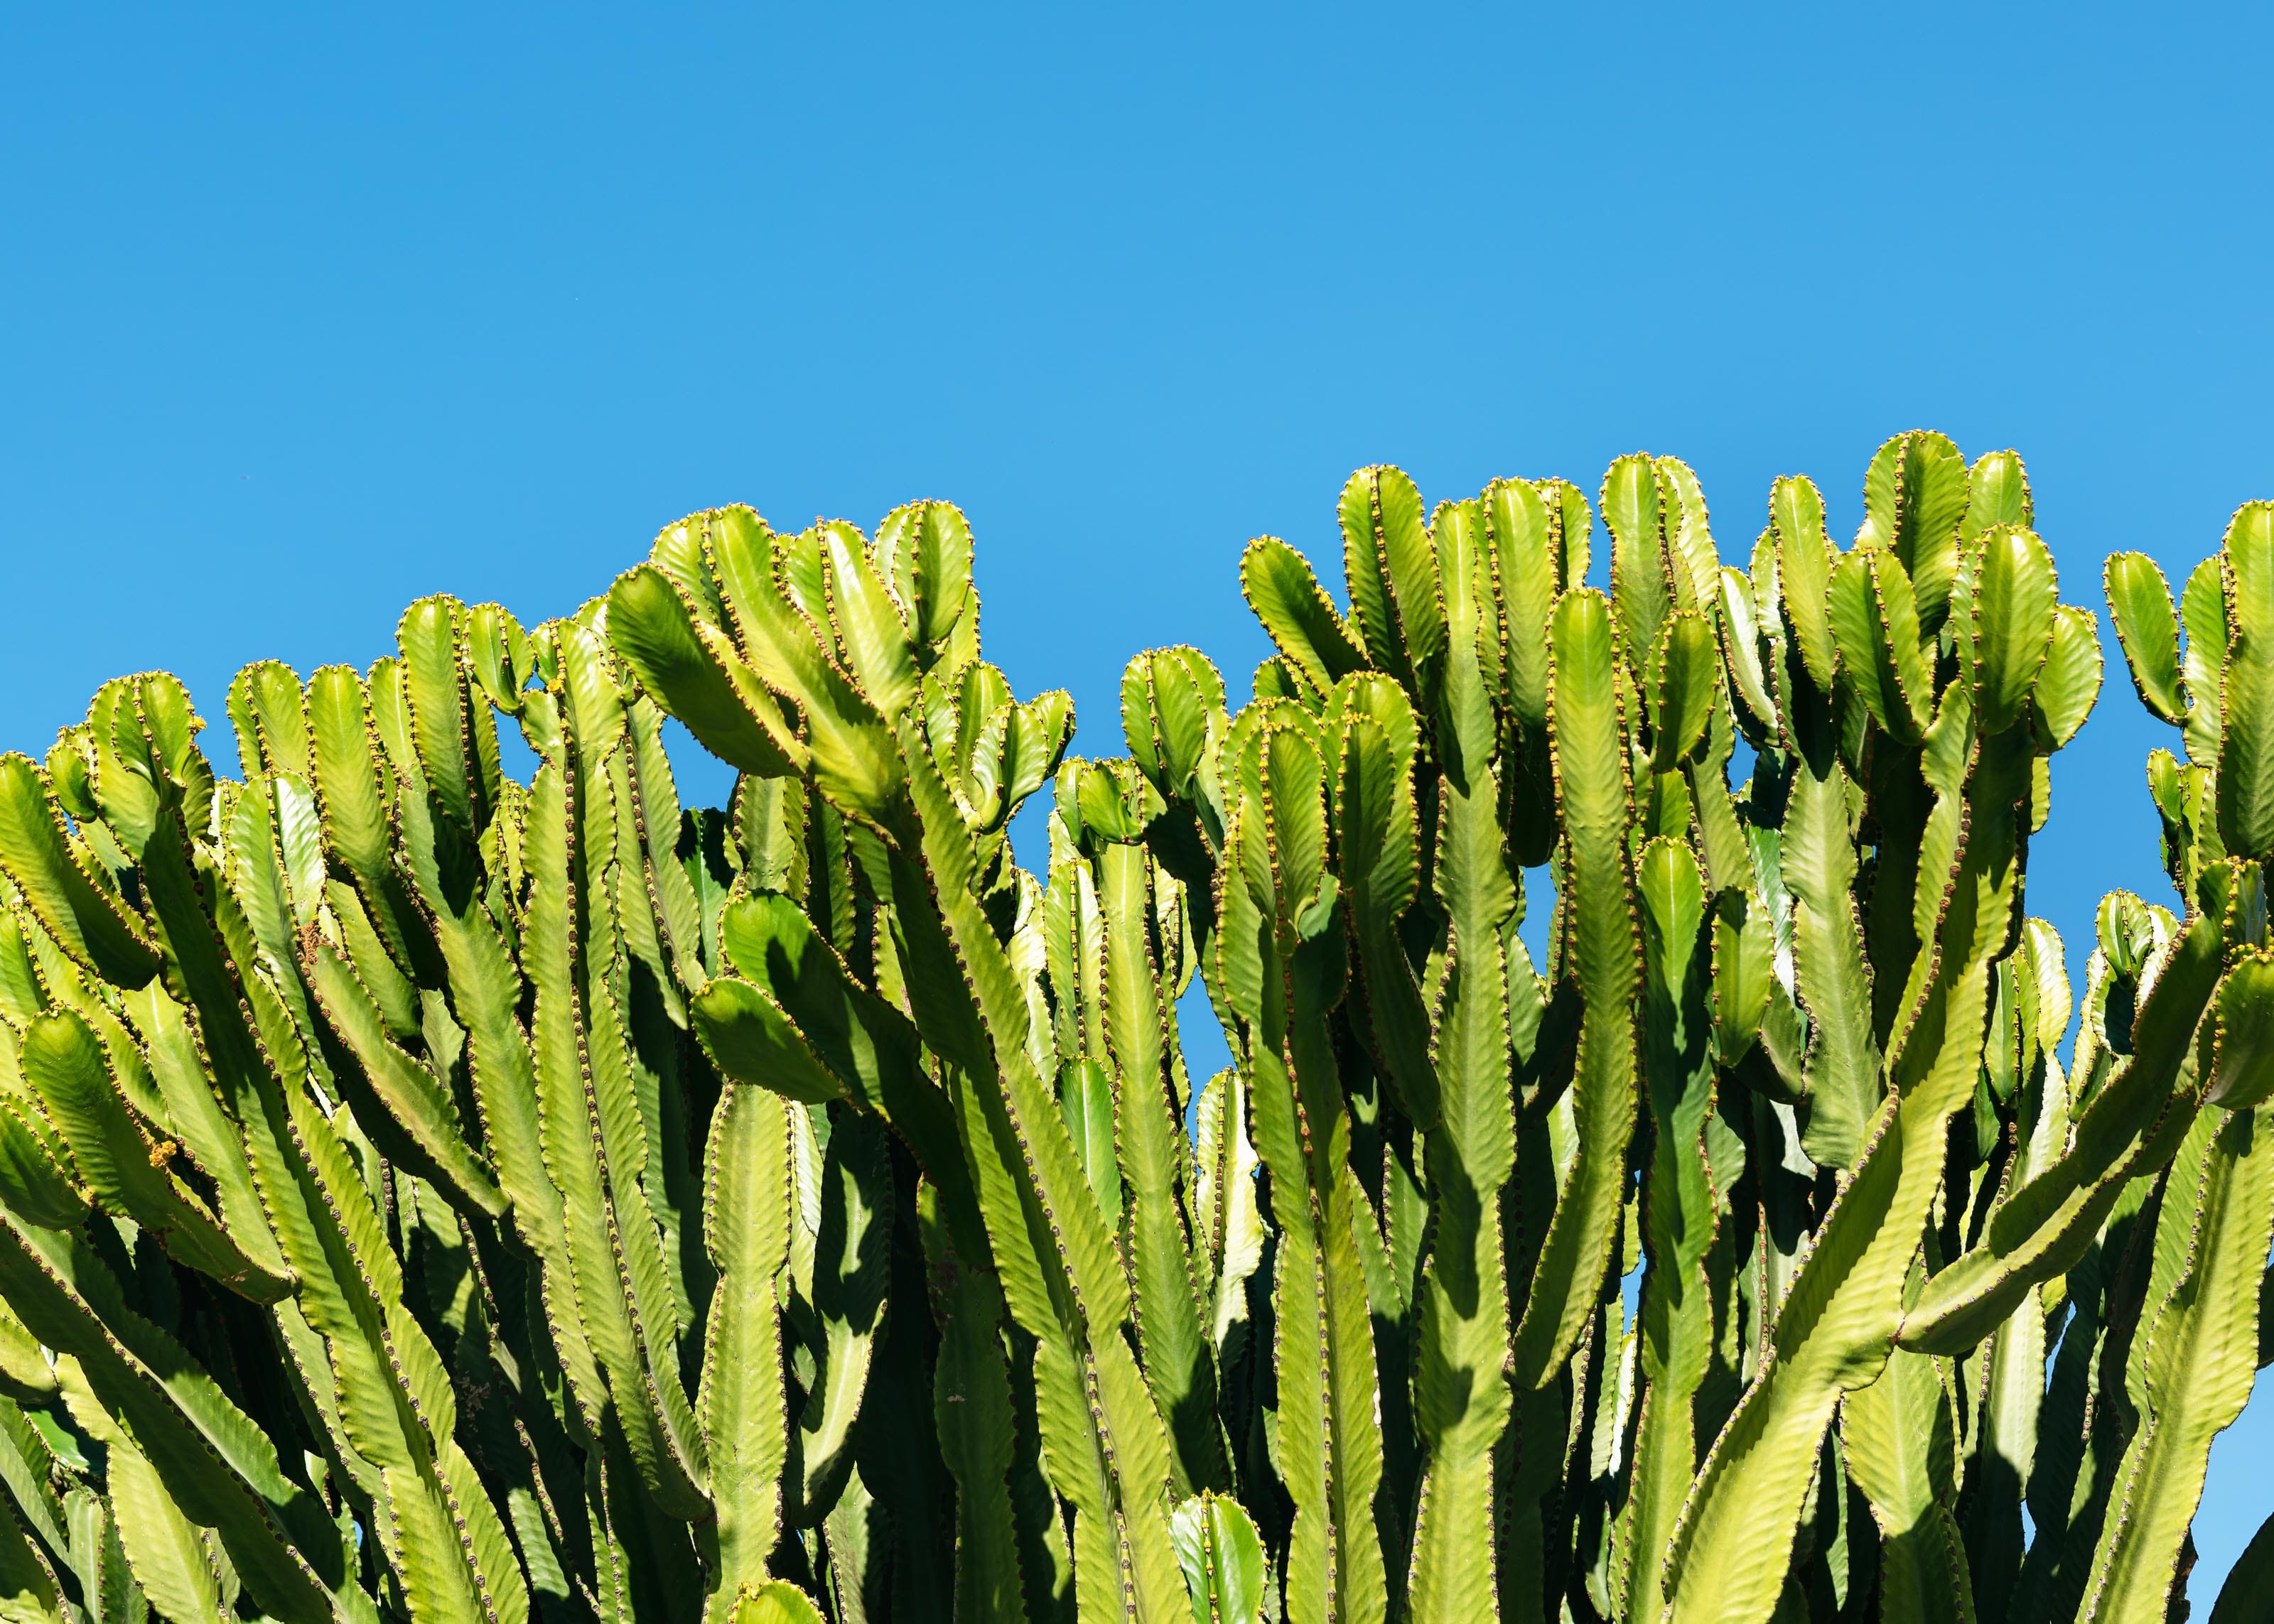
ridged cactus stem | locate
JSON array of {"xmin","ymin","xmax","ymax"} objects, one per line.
[{"xmin": 1404, "ymin": 499, "xmax": 1520, "ymax": 1621}]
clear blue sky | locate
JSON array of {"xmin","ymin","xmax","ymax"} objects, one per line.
[{"xmin": 6, "ymin": 3, "xmax": 2271, "ymax": 1595}]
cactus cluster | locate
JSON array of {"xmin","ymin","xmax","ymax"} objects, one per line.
[{"xmin": 0, "ymin": 433, "xmax": 2262, "ymax": 1622}]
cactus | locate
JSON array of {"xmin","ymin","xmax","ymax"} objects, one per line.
[{"xmin": 0, "ymin": 435, "xmax": 2260, "ymax": 1621}]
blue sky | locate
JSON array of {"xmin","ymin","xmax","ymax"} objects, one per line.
[{"xmin": 6, "ymin": 2, "xmax": 2273, "ymax": 1595}]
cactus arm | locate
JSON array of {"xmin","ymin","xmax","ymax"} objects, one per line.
[
  {"xmin": 1329, "ymin": 680, "xmax": 1436, "ymax": 1127},
  {"xmin": 819, "ymin": 521, "xmax": 922, "ymax": 720},
  {"xmin": 2179, "ymin": 553, "xmax": 2232, "ymax": 771},
  {"xmin": 1683, "ymin": 708, "xmax": 1752, "ymax": 904},
  {"xmin": 2077, "ymin": 1103, "xmax": 2274, "ymax": 1620},
  {"xmin": 1863, "ymin": 432, "xmax": 1971, "ymax": 634},
  {"xmin": 524, "ymin": 755, "xmax": 703, "ymax": 1511},
  {"xmin": 1647, "ymin": 612, "xmax": 1718, "ymax": 772},
  {"xmin": 1340, "ymin": 467, "xmax": 1442, "ymax": 710},
  {"xmin": 1899, "ymin": 877, "xmax": 2235, "ymax": 1355},
  {"xmin": 0, "ymin": 757, "xmax": 158, "ymax": 990},
  {"xmin": 1170, "ymin": 1493, "xmax": 1266, "ymax": 1624},
  {"xmin": 2104, "ymin": 553, "xmax": 2189, "ymax": 725},
  {"xmin": 0, "ymin": 1466, "xmax": 61, "ymax": 1623},
  {"xmin": 689, "ymin": 979, "xmax": 848, "ymax": 1107},
  {"xmin": 1716, "ymin": 565, "xmax": 1781, "ymax": 735},
  {"xmin": 1512, "ymin": 589, "xmax": 1640, "ymax": 1388},
  {"xmin": 1826, "ymin": 548, "xmax": 1931, "ymax": 742},
  {"xmin": 1961, "ymin": 1279, "xmax": 2047, "ymax": 1616},
  {"xmin": 18, "ymin": 1012, "xmax": 292, "ymax": 1301},
  {"xmin": 301, "ymin": 938, "xmax": 507, "ymax": 1220},
  {"xmin": 703, "ymin": 520, "xmax": 905, "ymax": 823},
  {"xmin": 697, "ymin": 1079, "xmax": 795, "ymax": 1620},
  {"xmin": 1191, "ymin": 1067, "xmax": 1262, "ymax": 1359},
  {"xmin": 1963, "ymin": 449, "xmax": 2035, "ymax": 540},
  {"xmin": 2219, "ymin": 503, "xmax": 2274, "ymax": 860},
  {"xmin": 623, "ymin": 696, "xmax": 714, "ymax": 992},
  {"xmin": 1841, "ymin": 1343, "xmax": 1975, "ymax": 1623},
  {"xmin": 1779, "ymin": 670, "xmax": 1881, "ymax": 1171},
  {"xmin": 1769, "ymin": 477, "xmax": 1839, "ymax": 693},
  {"xmin": 324, "ymin": 877, "xmax": 420, "ymax": 1039},
  {"xmin": 2032, "ymin": 604, "xmax": 2103, "ymax": 749},
  {"xmin": 1098, "ymin": 841, "xmax": 1224, "ymax": 1497},
  {"xmin": 1618, "ymin": 840, "xmax": 1722, "ymax": 1624},
  {"xmin": 60, "ymin": 1376, "xmax": 227, "ymax": 1624},
  {"xmin": 0, "ymin": 1216, "xmax": 347, "ymax": 1621},
  {"xmin": 305, "ymin": 664, "xmax": 433, "ymax": 980},
  {"xmin": 2209, "ymin": 949, "xmax": 2274, "ymax": 1108},
  {"xmin": 1973, "ymin": 529, "xmax": 2059, "ymax": 737},
  {"xmin": 1241, "ymin": 537, "xmax": 1368, "ymax": 695},
  {"xmin": 885, "ymin": 714, "xmax": 1188, "ymax": 1622},
  {"xmin": 1404, "ymin": 500, "xmax": 1518, "ymax": 1621},
  {"xmin": 1604, "ymin": 455, "xmax": 1671, "ymax": 674},
  {"xmin": 397, "ymin": 597, "xmax": 479, "ymax": 837},
  {"xmin": 1661, "ymin": 959, "xmax": 1990, "ymax": 1624},
  {"xmin": 1487, "ymin": 477, "xmax": 1561, "ymax": 732},
  {"xmin": 1487, "ymin": 480, "xmax": 1568, "ymax": 868},
  {"xmin": 713, "ymin": 891, "xmax": 987, "ymax": 1258},
  {"xmin": 1214, "ymin": 720, "xmax": 1388, "ymax": 1624},
  {"xmin": 874, "ymin": 499, "xmax": 977, "ymax": 656},
  {"xmin": 0, "ymin": 1404, "xmax": 69, "ymax": 1596},
  {"xmin": 1956, "ymin": 976, "xmax": 2068, "ymax": 1613}
]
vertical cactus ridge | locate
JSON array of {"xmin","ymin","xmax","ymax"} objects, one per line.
[{"xmin": 1511, "ymin": 589, "xmax": 1639, "ymax": 1390}]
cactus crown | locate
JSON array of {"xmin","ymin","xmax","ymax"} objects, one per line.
[{"xmin": 0, "ymin": 435, "xmax": 2261, "ymax": 1622}]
